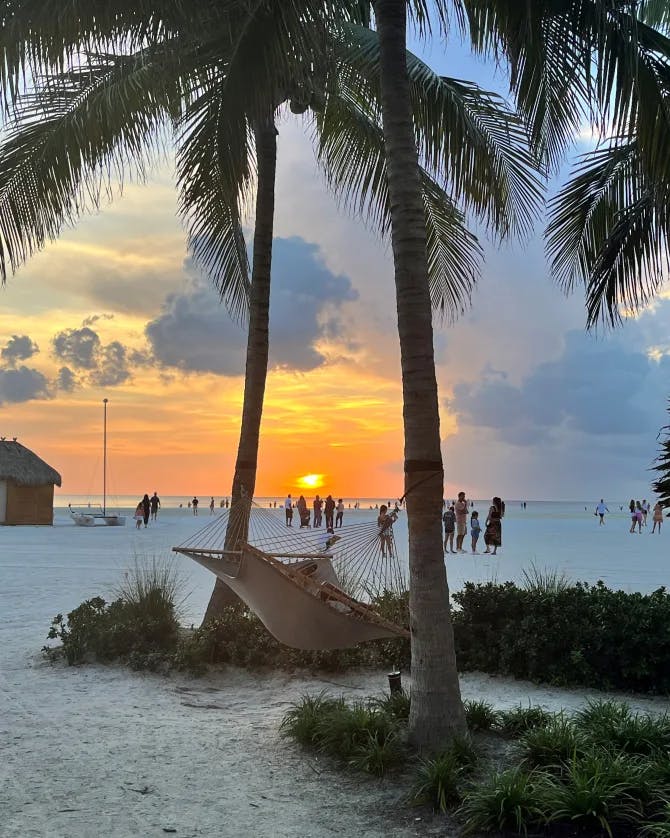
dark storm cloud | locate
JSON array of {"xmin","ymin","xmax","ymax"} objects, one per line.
[
  {"xmin": 451, "ymin": 330, "xmax": 658, "ymax": 445},
  {"xmin": 146, "ymin": 237, "xmax": 358, "ymax": 375},
  {"xmin": 0, "ymin": 366, "xmax": 51, "ymax": 404},
  {"xmin": 52, "ymin": 327, "xmax": 101, "ymax": 369},
  {"xmin": 1, "ymin": 335, "xmax": 39, "ymax": 364}
]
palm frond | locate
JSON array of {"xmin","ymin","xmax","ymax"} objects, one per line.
[
  {"xmin": 457, "ymin": 0, "xmax": 670, "ymax": 176},
  {"xmin": 335, "ymin": 23, "xmax": 544, "ymax": 240},
  {"xmin": 313, "ymin": 86, "xmax": 482, "ymax": 319},
  {"xmin": 176, "ymin": 79, "xmax": 251, "ymax": 322},
  {"xmin": 547, "ymin": 139, "xmax": 670, "ymax": 327},
  {"xmin": 0, "ymin": 0, "xmax": 200, "ymax": 106},
  {"xmin": 0, "ymin": 50, "xmax": 176, "ymax": 281},
  {"xmin": 456, "ymin": 0, "xmax": 591, "ymax": 170}
]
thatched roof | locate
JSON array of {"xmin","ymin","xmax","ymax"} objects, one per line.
[{"xmin": 0, "ymin": 439, "xmax": 62, "ymax": 487}]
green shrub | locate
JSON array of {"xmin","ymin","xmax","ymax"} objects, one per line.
[
  {"xmin": 574, "ymin": 700, "xmax": 670, "ymax": 757},
  {"xmin": 543, "ymin": 750, "xmax": 644, "ymax": 836},
  {"xmin": 370, "ymin": 689, "xmax": 411, "ymax": 722},
  {"xmin": 519, "ymin": 715, "xmax": 583, "ymax": 769},
  {"xmin": 312, "ymin": 701, "xmax": 397, "ymax": 761},
  {"xmin": 497, "ymin": 704, "xmax": 553, "ymax": 736},
  {"xmin": 280, "ymin": 692, "xmax": 344, "ymax": 746},
  {"xmin": 281, "ymin": 693, "xmax": 406, "ymax": 775},
  {"xmin": 641, "ymin": 803, "xmax": 670, "ymax": 837},
  {"xmin": 45, "ymin": 561, "xmax": 181, "ymax": 666},
  {"xmin": 348, "ymin": 729, "xmax": 405, "ymax": 776},
  {"xmin": 458, "ymin": 766, "xmax": 550, "ymax": 835},
  {"xmin": 452, "ymin": 580, "xmax": 670, "ymax": 693},
  {"xmin": 411, "ymin": 752, "xmax": 463, "ymax": 812},
  {"xmin": 463, "ymin": 699, "xmax": 499, "ymax": 732}
]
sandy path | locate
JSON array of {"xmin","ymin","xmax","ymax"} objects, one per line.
[{"xmin": 4, "ymin": 655, "xmax": 670, "ymax": 838}]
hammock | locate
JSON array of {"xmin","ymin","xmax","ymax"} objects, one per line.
[{"xmin": 173, "ymin": 499, "xmax": 408, "ymax": 650}]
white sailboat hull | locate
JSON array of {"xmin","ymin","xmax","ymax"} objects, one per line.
[{"xmin": 69, "ymin": 507, "xmax": 126, "ymax": 527}]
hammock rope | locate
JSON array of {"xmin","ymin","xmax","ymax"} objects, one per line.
[{"xmin": 175, "ymin": 496, "xmax": 406, "ymax": 601}]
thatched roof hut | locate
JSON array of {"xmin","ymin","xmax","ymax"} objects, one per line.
[{"xmin": 0, "ymin": 438, "xmax": 61, "ymax": 524}]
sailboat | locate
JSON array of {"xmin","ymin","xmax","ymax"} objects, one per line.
[{"xmin": 69, "ymin": 399, "xmax": 126, "ymax": 527}]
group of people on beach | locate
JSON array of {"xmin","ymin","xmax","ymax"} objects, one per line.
[
  {"xmin": 593, "ymin": 498, "xmax": 665, "ymax": 533},
  {"xmin": 284, "ymin": 493, "xmax": 345, "ymax": 532},
  {"xmin": 628, "ymin": 498, "xmax": 665, "ymax": 534},
  {"xmin": 133, "ymin": 492, "xmax": 160, "ymax": 528},
  {"xmin": 442, "ymin": 493, "xmax": 504, "ymax": 556}
]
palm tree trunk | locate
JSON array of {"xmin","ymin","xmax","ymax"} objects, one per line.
[
  {"xmin": 373, "ymin": 0, "xmax": 465, "ymax": 750},
  {"xmin": 202, "ymin": 119, "xmax": 277, "ymax": 623}
]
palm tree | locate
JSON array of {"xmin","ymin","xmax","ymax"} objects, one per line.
[
  {"xmin": 652, "ymin": 399, "xmax": 670, "ymax": 507},
  {"xmin": 0, "ymin": 0, "xmax": 541, "ymax": 694},
  {"xmin": 453, "ymin": 0, "xmax": 670, "ymax": 326}
]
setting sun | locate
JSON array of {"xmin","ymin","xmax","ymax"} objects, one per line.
[{"xmin": 296, "ymin": 473, "xmax": 325, "ymax": 490}]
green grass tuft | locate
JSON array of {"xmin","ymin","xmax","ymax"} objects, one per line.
[
  {"xmin": 497, "ymin": 704, "xmax": 553, "ymax": 736},
  {"xmin": 463, "ymin": 699, "xmax": 499, "ymax": 731},
  {"xmin": 458, "ymin": 766, "xmax": 550, "ymax": 835}
]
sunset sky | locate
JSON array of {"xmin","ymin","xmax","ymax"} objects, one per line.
[{"xmin": 1, "ymin": 34, "xmax": 669, "ymax": 503}]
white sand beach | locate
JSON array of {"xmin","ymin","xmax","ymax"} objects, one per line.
[{"xmin": 2, "ymin": 503, "xmax": 669, "ymax": 837}]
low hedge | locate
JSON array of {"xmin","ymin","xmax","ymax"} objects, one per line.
[
  {"xmin": 452, "ymin": 580, "xmax": 670, "ymax": 693},
  {"xmin": 46, "ymin": 574, "xmax": 670, "ymax": 693}
]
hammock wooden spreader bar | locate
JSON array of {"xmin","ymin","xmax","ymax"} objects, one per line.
[{"xmin": 173, "ymin": 541, "xmax": 409, "ymax": 650}]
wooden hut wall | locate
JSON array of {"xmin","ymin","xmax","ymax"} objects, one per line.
[{"xmin": 5, "ymin": 481, "xmax": 55, "ymax": 525}]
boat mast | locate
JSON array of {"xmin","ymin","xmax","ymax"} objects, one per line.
[{"xmin": 103, "ymin": 398, "xmax": 108, "ymax": 516}]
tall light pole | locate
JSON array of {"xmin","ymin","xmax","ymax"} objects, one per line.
[{"xmin": 103, "ymin": 398, "xmax": 108, "ymax": 515}]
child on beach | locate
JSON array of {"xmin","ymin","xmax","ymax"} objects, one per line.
[
  {"xmin": 134, "ymin": 502, "xmax": 143, "ymax": 529},
  {"xmin": 470, "ymin": 510, "xmax": 481, "ymax": 553},
  {"xmin": 443, "ymin": 505, "xmax": 456, "ymax": 554}
]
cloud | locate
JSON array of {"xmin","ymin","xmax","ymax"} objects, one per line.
[
  {"xmin": 1, "ymin": 335, "xmax": 39, "ymax": 365},
  {"xmin": 51, "ymin": 326, "xmax": 133, "ymax": 386},
  {"xmin": 56, "ymin": 367, "xmax": 78, "ymax": 392},
  {"xmin": 451, "ymin": 330, "xmax": 656, "ymax": 445},
  {"xmin": 146, "ymin": 236, "xmax": 359, "ymax": 375},
  {"xmin": 90, "ymin": 341, "xmax": 131, "ymax": 387},
  {"xmin": 0, "ymin": 366, "xmax": 51, "ymax": 404},
  {"xmin": 52, "ymin": 327, "xmax": 101, "ymax": 369},
  {"xmin": 82, "ymin": 313, "xmax": 115, "ymax": 327}
]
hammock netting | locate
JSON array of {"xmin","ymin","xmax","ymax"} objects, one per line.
[{"xmin": 175, "ymin": 496, "xmax": 407, "ymax": 601}]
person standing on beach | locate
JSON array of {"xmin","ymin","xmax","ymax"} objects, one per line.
[
  {"xmin": 377, "ymin": 504, "xmax": 398, "ymax": 558},
  {"xmin": 192, "ymin": 496, "xmax": 199, "ymax": 516},
  {"xmin": 484, "ymin": 497, "xmax": 504, "ymax": 555},
  {"xmin": 284, "ymin": 493, "xmax": 293, "ymax": 526},
  {"xmin": 297, "ymin": 494, "xmax": 310, "ymax": 527},
  {"xmin": 642, "ymin": 499, "xmax": 650, "ymax": 526},
  {"xmin": 442, "ymin": 505, "xmax": 456, "ymax": 554},
  {"xmin": 313, "ymin": 495, "xmax": 323, "ymax": 527},
  {"xmin": 324, "ymin": 494, "xmax": 336, "ymax": 532},
  {"xmin": 652, "ymin": 502, "xmax": 664, "ymax": 534},
  {"xmin": 209, "ymin": 496, "xmax": 215, "ymax": 514},
  {"xmin": 150, "ymin": 492, "xmax": 160, "ymax": 521},
  {"xmin": 335, "ymin": 498, "xmax": 344, "ymax": 528},
  {"xmin": 134, "ymin": 501, "xmax": 143, "ymax": 529},
  {"xmin": 455, "ymin": 491, "xmax": 468, "ymax": 553},
  {"xmin": 141, "ymin": 493, "xmax": 151, "ymax": 527},
  {"xmin": 594, "ymin": 499, "xmax": 609, "ymax": 525}
]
